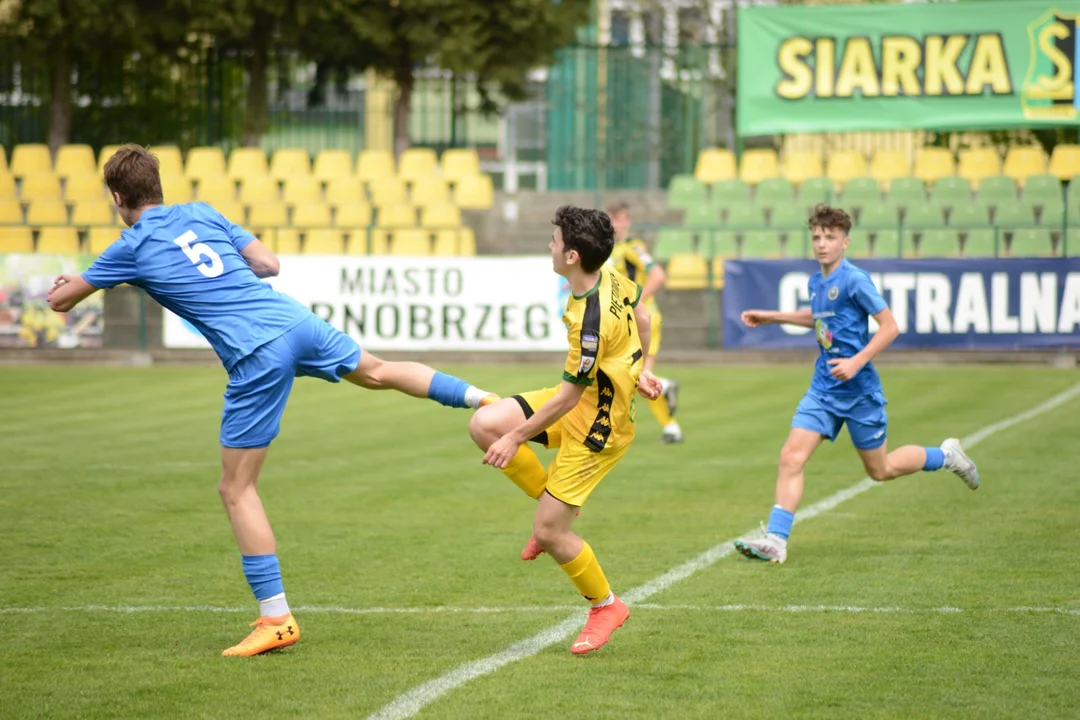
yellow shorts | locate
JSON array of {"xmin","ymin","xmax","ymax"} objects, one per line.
[
  {"xmin": 649, "ymin": 313, "xmax": 662, "ymax": 358},
  {"xmin": 512, "ymin": 386, "xmax": 630, "ymax": 507}
]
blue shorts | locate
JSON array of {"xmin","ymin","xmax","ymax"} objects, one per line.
[
  {"xmin": 791, "ymin": 390, "xmax": 888, "ymax": 450},
  {"xmin": 220, "ymin": 315, "xmax": 361, "ymax": 448}
]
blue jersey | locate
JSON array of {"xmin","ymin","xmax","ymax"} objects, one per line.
[
  {"xmin": 808, "ymin": 259, "xmax": 888, "ymax": 397},
  {"xmin": 82, "ymin": 203, "xmax": 310, "ymax": 370}
]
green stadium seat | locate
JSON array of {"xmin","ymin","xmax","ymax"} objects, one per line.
[
  {"xmin": 993, "ymin": 202, "xmax": 1035, "ymax": 228},
  {"xmin": 1039, "ymin": 197, "xmax": 1064, "ymax": 226},
  {"xmin": 692, "ymin": 229, "xmax": 736, "ymax": 258},
  {"xmin": 1008, "ymin": 228, "xmax": 1056, "ymax": 257},
  {"xmin": 667, "ymin": 174, "xmax": 707, "ymax": 210},
  {"xmin": 1021, "ymin": 174, "xmax": 1062, "ymax": 204},
  {"xmin": 725, "ymin": 204, "xmax": 766, "ymax": 229},
  {"xmin": 711, "ymin": 179, "xmax": 751, "ymax": 207},
  {"xmin": 840, "ymin": 177, "xmax": 881, "ymax": 203},
  {"xmin": 871, "ymin": 229, "xmax": 901, "ymax": 257},
  {"xmin": 755, "ymin": 178, "xmax": 795, "ymax": 206},
  {"xmin": 1066, "ymin": 228, "xmax": 1080, "ymax": 256},
  {"xmin": 887, "ymin": 177, "xmax": 927, "ymax": 206},
  {"xmin": 916, "ymin": 228, "xmax": 961, "ymax": 257},
  {"xmin": 950, "ymin": 203, "xmax": 991, "ymax": 228},
  {"xmin": 654, "ymin": 228, "xmax": 695, "ymax": 260},
  {"xmin": 740, "ymin": 230, "xmax": 781, "ymax": 258},
  {"xmin": 798, "ymin": 177, "xmax": 836, "ymax": 207},
  {"xmin": 904, "ymin": 202, "xmax": 946, "ymax": 229},
  {"xmin": 683, "ymin": 204, "xmax": 721, "ymax": 228},
  {"xmin": 929, "ymin": 176, "xmax": 972, "ymax": 206},
  {"xmin": 847, "ymin": 228, "xmax": 873, "ymax": 258},
  {"xmin": 770, "ymin": 204, "xmax": 805, "ymax": 229},
  {"xmin": 961, "ymin": 228, "xmax": 999, "ymax": 257},
  {"xmin": 977, "ymin": 175, "xmax": 1018, "ymax": 204},
  {"xmin": 859, "ymin": 203, "xmax": 900, "ymax": 229},
  {"xmin": 784, "ymin": 227, "xmax": 811, "ymax": 257}
]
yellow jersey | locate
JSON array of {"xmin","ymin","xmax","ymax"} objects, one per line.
[
  {"xmin": 609, "ymin": 238, "xmax": 661, "ymax": 319},
  {"xmin": 561, "ymin": 268, "xmax": 644, "ymax": 452}
]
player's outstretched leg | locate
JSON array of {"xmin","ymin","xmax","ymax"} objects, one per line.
[
  {"xmin": 533, "ymin": 493, "xmax": 629, "ymax": 654},
  {"xmin": 648, "ymin": 378, "xmax": 683, "ymax": 444},
  {"xmin": 345, "ymin": 351, "xmax": 496, "ymax": 409},
  {"xmin": 857, "ymin": 441, "xmax": 979, "ymax": 490},
  {"xmin": 218, "ymin": 446, "xmax": 301, "ymax": 657}
]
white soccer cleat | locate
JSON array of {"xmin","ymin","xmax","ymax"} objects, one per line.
[
  {"xmin": 941, "ymin": 437, "xmax": 979, "ymax": 490},
  {"xmin": 659, "ymin": 422, "xmax": 683, "ymax": 444},
  {"xmin": 660, "ymin": 378, "xmax": 679, "ymax": 416},
  {"xmin": 734, "ymin": 528, "xmax": 788, "ymax": 564}
]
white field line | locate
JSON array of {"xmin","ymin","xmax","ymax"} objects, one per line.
[
  {"xmin": 368, "ymin": 380, "xmax": 1080, "ymax": 720},
  {"xmin": 1, "ymin": 603, "xmax": 1078, "ymax": 616}
]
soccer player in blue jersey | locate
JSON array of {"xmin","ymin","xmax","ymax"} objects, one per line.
[
  {"xmin": 733, "ymin": 204, "xmax": 979, "ymax": 565},
  {"xmin": 47, "ymin": 144, "xmax": 496, "ymax": 655}
]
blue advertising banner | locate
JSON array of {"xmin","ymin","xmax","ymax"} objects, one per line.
[{"xmin": 723, "ymin": 258, "xmax": 1080, "ymax": 349}]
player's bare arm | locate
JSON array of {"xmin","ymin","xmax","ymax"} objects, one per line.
[
  {"xmin": 741, "ymin": 309, "xmax": 814, "ymax": 328},
  {"xmin": 483, "ymin": 381, "xmax": 586, "ymax": 469},
  {"xmin": 828, "ymin": 306, "xmax": 900, "ymax": 382},
  {"xmin": 633, "ymin": 302, "xmax": 662, "ymax": 400},
  {"xmin": 239, "ymin": 238, "xmax": 280, "ymax": 278},
  {"xmin": 640, "ymin": 263, "xmax": 667, "ymax": 303},
  {"xmin": 47, "ymin": 275, "xmax": 99, "ymax": 313}
]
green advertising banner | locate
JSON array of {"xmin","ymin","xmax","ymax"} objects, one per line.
[{"xmin": 737, "ymin": 0, "xmax": 1080, "ymax": 135}]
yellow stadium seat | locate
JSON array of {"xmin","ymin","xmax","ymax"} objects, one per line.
[
  {"xmin": 327, "ymin": 176, "xmax": 364, "ymax": 207},
  {"xmin": 782, "ymin": 152, "xmax": 823, "ymax": 184},
  {"xmin": 161, "ymin": 174, "xmax": 193, "ymax": 204},
  {"xmin": 665, "ymin": 252, "xmax": 709, "ymax": 290},
  {"xmin": 345, "ymin": 229, "xmax": 369, "ymax": 255},
  {"xmin": 711, "ymin": 256, "xmax": 726, "ymax": 289},
  {"xmin": 248, "ymin": 203, "xmax": 287, "ymax": 228},
  {"xmin": 186, "ymin": 147, "xmax": 227, "ymax": 181},
  {"xmin": 1049, "ymin": 144, "xmax": 1080, "ymax": 180},
  {"xmin": 739, "ymin": 149, "xmax": 779, "ymax": 185},
  {"xmin": 388, "ymin": 228, "xmax": 432, "ymax": 256},
  {"xmin": 97, "ymin": 145, "xmax": 122, "ymax": 173},
  {"xmin": 433, "ymin": 227, "xmax": 476, "ymax": 256},
  {"xmin": 196, "ymin": 175, "xmax": 236, "ymax": 202},
  {"xmin": 88, "ymin": 227, "xmax": 120, "ymax": 255},
  {"xmin": 27, "ymin": 199, "xmax": 68, "ymax": 225},
  {"xmin": 369, "ymin": 177, "xmax": 408, "ymax": 206},
  {"xmin": 410, "ymin": 177, "xmax": 451, "ymax": 206},
  {"xmin": 283, "ymin": 176, "xmax": 322, "ymax": 206},
  {"xmin": 151, "ymin": 146, "xmax": 185, "ymax": 177},
  {"xmin": 37, "ymin": 226, "xmax": 80, "ymax": 253},
  {"xmin": 273, "ymin": 228, "xmax": 300, "ymax": 254},
  {"xmin": 398, "ymin": 148, "xmax": 438, "ymax": 182},
  {"xmin": 958, "ymin": 147, "xmax": 1002, "ymax": 189},
  {"xmin": 71, "ymin": 200, "xmax": 113, "ymax": 226},
  {"xmin": 64, "ymin": 174, "xmax": 108, "ymax": 202},
  {"xmin": 356, "ymin": 149, "xmax": 396, "ymax": 183},
  {"xmin": 453, "ymin": 174, "xmax": 494, "ymax": 210},
  {"xmin": 20, "ymin": 173, "xmax": 62, "ymax": 201},
  {"xmin": 825, "ymin": 150, "xmax": 868, "ymax": 189},
  {"xmin": 0, "ymin": 198, "xmax": 22, "ymax": 223},
  {"xmin": 1003, "ymin": 146, "xmax": 1048, "ymax": 186},
  {"xmin": 228, "ymin": 147, "xmax": 269, "ymax": 180},
  {"xmin": 0, "ymin": 172, "xmax": 16, "ymax": 198},
  {"xmin": 420, "ymin": 202, "xmax": 461, "ymax": 228},
  {"xmin": 292, "ymin": 203, "xmax": 332, "ymax": 229},
  {"xmin": 239, "ymin": 176, "xmax": 279, "ymax": 205},
  {"xmin": 335, "ymin": 203, "xmax": 372, "ymax": 228},
  {"xmin": 269, "ymin": 148, "xmax": 311, "ymax": 181},
  {"xmin": 377, "ymin": 204, "xmax": 416, "ymax": 228},
  {"xmin": 870, "ymin": 150, "xmax": 911, "ymax": 187},
  {"xmin": 303, "ymin": 228, "xmax": 346, "ymax": 254},
  {"xmin": 441, "ymin": 149, "xmax": 481, "ymax": 181},
  {"xmin": 0, "ymin": 227, "xmax": 33, "ymax": 253},
  {"xmin": 913, "ymin": 147, "xmax": 956, "ymax": 184},
  {"xmin": 313, "ymin": 149, "xmax": 354, "ymax": 182},
  {"xmin": 54, "ymin": 144, "xmax": 96, "ymax": 179},
  {"xmin": 11, "ymin": 144, "xmax": 51, "ymax": 177},
  {"xmin": 695, "ymin": 148, "xmax": 737, "ymax": 183},
  {"xmin": 209, "ymin": 200, "xmax": 246, "ymax": 225}
]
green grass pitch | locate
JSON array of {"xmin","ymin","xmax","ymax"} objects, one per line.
[{"xmin": 2, "ymin": 364, "xmax": 1078, "ymax": 719}]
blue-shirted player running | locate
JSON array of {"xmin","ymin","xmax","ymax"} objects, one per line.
[
  {"xmin": 47, "ymin": 144, "xmax": 497, "ymax": 654},
  {"xmin": 733, "ymin": 204, "xmax": 978, "ymax": 565}
]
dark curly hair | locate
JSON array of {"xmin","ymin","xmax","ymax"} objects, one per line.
[
  {"xmin": 552, "ymin": 205, "xmax": 615, "ymax": 273},
  {"xmin": 807, "ymin": 203, "xmax": 852, "ymax": 235}
]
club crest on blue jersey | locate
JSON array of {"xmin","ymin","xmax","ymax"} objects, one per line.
[{"xmin": 827, "ymin": 286, "xmax": 839, "ymax": 301}]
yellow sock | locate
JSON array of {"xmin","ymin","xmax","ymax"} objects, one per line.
[
  {"xmin": 502, "ymin": 445, "xmax": 547, "ymax": 499},
  {"xmin": 647, "ymin": 396, "xmax": 674, "ymax": 427},
  {"xmin": 559, "ymin": 541, "xmax": 611, "ymax": 603}
]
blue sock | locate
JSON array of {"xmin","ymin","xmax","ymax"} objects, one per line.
[
  {"xmin": 923, "ymin": 447, "xmax": 945, "ymax": 471},
  {"xmin": 427, "ymin": 371, "xmax": 469, "ymax": 408},
  {"xmin": 241, "ymin": 554, "xmax": 285, "ymax": 601},
  {"xmin": 767, "ymin": 505, "xmax": 795, "ymax": 540}
]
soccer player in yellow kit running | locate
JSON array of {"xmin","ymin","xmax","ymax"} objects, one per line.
[
  {"xmin": 470, "ymin": 205, "xmax": 662, "ymax": 655},
  {"xmin": 607, "ymin": 202, "xmax": 683, "ymax": 443}
]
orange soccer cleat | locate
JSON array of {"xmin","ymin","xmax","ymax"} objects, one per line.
[
  {"xmin": 478, "ymin": 393, "xmax": 501, "ymax": 408},
  {"xmin": 520, "ymin": 534, "xmax": 545, "ymax": 561},
  {"xmin": 570, "ymin": 596, "xmax": 630, "ymax": 655},
  {"xmin": 221, "ymin": 612, "xmax": 300, "ymax": 657}
]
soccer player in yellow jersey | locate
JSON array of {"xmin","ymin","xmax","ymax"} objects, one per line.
[
  {"xmin": 470, "ymin": 205, "xmax": 662, "ymax": 655},
  {"xmin": 607, "ymin": 202, "xmax": 683, "ymax": 443}
]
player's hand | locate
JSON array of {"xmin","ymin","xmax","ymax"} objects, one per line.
[
  {"xmin": 827, "ymin": 357, "xmax": 864, "ymax": 382},
  {"xmin": 483, "ymin": 433, "xmax": 523, "ymax": 470},
  {"xmin": 637, "ymin": 370, "xmax": 662, "ymax": 400},
  {"xmin": 47, "ymin": 274, "xmax": 79, "ymax": 300},
  {"xmin": 741, "ymin": 310, "xmax": 771, "ymax": 328}
]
